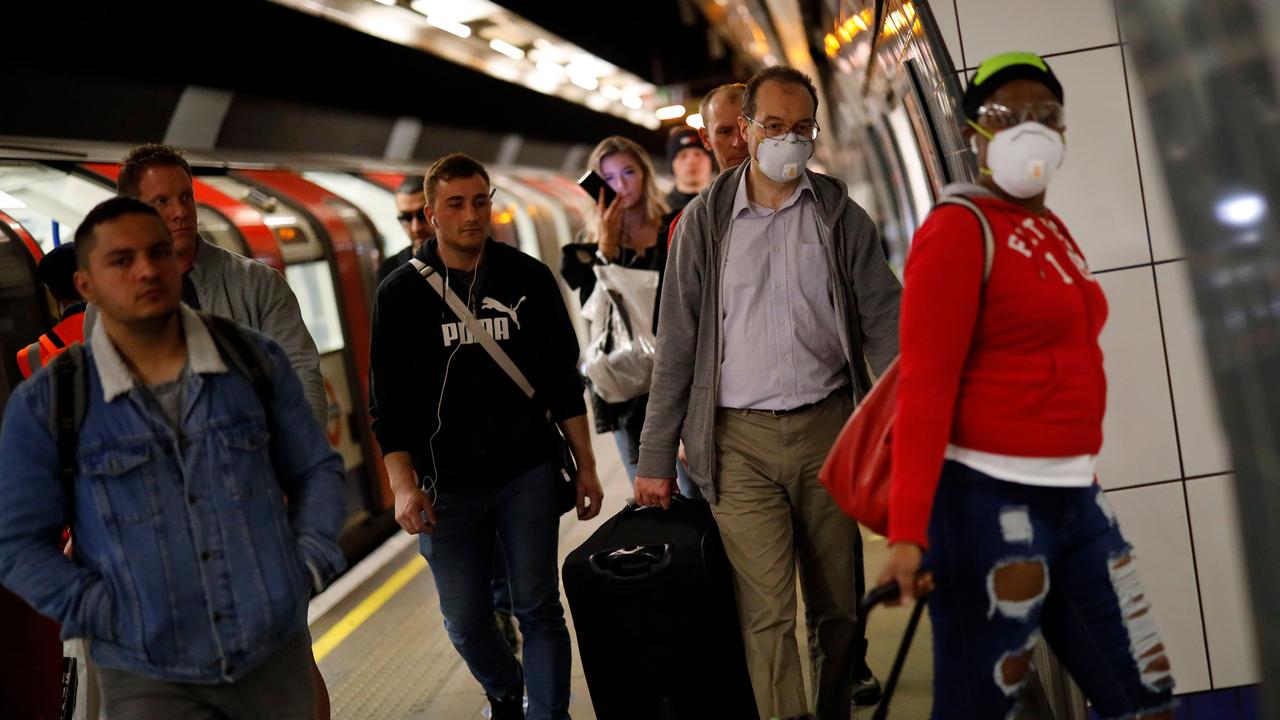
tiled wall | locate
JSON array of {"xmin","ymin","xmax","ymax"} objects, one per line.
[{"xmin": 928, "ymin": 0, "xmax": 1256, "ymax": 694}]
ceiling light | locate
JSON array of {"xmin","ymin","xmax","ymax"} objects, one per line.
[
  {"xmin": 489, "ymin": 38, "xmax": 524, "ymax": 59},
  {"xmin": 427, "ymin": 16, "xmax": 472, "ymax": 37},
  {"xmin": 536, "ymin": 59, "xmax": 565, "ymax": 77},
  {"xmin": 656, "ymin": 104, "xmax": 687, "ymax": 120},
  {"xmin": 622, "ymin": 94, "xmax": 643, "ymax": 110},
  {"xmin": 600, "ymin": 85, "xmax": 623, "ymax": 100},
  {"xmin": 685, "ymin": 113, "xmax": 704, "ymax": 129},
  {"xmin": 1216, "ymin": 192, "xmax": 1268, "ymax": 227},
  {"xmin": 407, "ymin": 0, "xmax": 498, "ymax": 22},
  {"xmin": 570, "ymin": 73, "xmax": 599, "ymax": 91}
]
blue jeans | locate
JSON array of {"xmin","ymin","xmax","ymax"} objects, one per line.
[
  {"xmin": 924, "ymin": 462, "xmax": 1175, "ymax": 719},
  {"xmin": 613, "ymin": 426, "xmax": 703, "ymax": 501},
  {"xmin": 421, "ymin": 463, "xmax": 571, "ymax": 720}
]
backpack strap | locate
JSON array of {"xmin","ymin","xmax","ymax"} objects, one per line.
[
  {"xmin": 198, "ymin": 313, "xmax": 281, "ymax": 473},
  {"xmin": 47, "ymin": 344, "xmax": 88, "ymax": 513},
  {"xmin": 934, "ymin": 195, "xmax": 996, "ymax": 284}
]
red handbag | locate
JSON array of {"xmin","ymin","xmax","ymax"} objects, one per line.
[
  {"xmin": 819, "ymin": 359, "xmax": 899, "ymax": 536},
  {"xmin": 819, "ymin": 195, "xmax": 994, "ymax": 537}
]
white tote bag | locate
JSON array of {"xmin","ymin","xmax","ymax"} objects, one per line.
[{"xmin": 581, "ymin": 264, "xmax": 660, "ymax": 403}]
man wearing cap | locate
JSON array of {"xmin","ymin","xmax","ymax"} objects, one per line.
[
  {"xmin": 665, "ymin": 127, "xmax": 715, "ymax": 212},
  {"xmin": 17, "ymin": 242, "xmax": 86, "ymax": 378}
]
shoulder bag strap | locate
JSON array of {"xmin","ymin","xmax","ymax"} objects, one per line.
[{"xmin": 934, "ymin": 195, "xmax": 995, "ymax": 284}]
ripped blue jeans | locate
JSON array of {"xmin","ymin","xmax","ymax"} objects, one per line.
[{"xmin": 924, "ymin": 461, "xmax": 1175, "ymax": 719}]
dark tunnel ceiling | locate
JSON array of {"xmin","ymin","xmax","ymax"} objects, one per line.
[{"xmin": 1, "ymin": 0, "xmax": 736, "ymax": 154}]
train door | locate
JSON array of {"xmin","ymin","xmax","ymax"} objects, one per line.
[
  {"xmin": 0, "ymin": 209, "xmax": 51, "ymax": 404},
  {"xmin": 301, "ymin": 171, "xmax": 409, "ymax": 263},
  {"xmin": 209, "ymin": 172, "xmax": 391, "ymax": 518}
]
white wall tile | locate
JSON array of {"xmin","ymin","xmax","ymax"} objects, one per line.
[
  {"xmin": 954, "ymin": 0, "xmax": 1119, "ymax": 62},
  {"xmin": 1105, "ymin": 483, "xmax": 1211, "ymax": 693},
  {"xmin": 1096, "ymin": 269, "xmax": 1181, "ymax": 488},
  {"xmin": 1185, "ymin": 475, "xmax": 1260, "ymax": 687},
  {"xmin": 1156, "ymin": 262, "xmax": 1232, "ymax": 476},
  {"xmin": 1046, "ymin": 48, "xmax": 1151, "ymax": 273},
  {"xmin": 925, "ymin": 0, "xmax": 966, "ymax": 69},
  {"xmin": 1126, "ymin": 48, "xmax": 1184, "ymax": 261}
]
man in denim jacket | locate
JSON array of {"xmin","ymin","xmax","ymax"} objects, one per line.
[{"xmin": 0, "ymin": 197, "xmax": 346, "ymax": 719}]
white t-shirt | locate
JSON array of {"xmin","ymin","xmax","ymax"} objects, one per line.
[{"xmin": 944, "ymin": 444, "xmax": 1096, "ymax": 487}]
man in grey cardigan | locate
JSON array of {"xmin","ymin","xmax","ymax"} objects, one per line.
[
  {"xmin": 83, "ymin": 144, "xmax": 326, "ymax": 423},
  {"xmin": 634, "ymin": 67, "xmax": 901, "ymax": 720}
]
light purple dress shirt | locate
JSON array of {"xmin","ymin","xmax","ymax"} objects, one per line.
[{"xmin": 719, "ymin": 171, "xmax": 847, "ymax": 411}]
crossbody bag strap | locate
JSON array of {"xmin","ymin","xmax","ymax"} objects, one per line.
[
  {"xmin": 409, "ymin": 259, "xmax": 551, "ymax": 420},
  {"xmin": 934, "ymin": 195, "xmax": 995, "ymax": 283}
]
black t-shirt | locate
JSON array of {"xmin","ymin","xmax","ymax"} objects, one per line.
[
  {"xmin": 666, "ymin": 188, "xmax": 698, "ymax": 212},
  {"xmin": 369, "ymin": 239, "xmax": 585, "ymax": 493}
]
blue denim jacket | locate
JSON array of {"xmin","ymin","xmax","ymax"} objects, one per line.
[{"xmin": 0, "ymin": 306, "xmax": 346, "ymax": 682}]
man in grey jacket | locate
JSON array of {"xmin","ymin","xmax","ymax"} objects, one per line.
[
  {"xmin": 83, "ymin": 144, "xmax": 327, "ymax": 424},
  {"xmin": 635, "ymin": 66, "xmax": 901, "ymax": 720}
]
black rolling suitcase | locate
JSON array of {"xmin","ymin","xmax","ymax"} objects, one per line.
[{"xmin": 562, "ymin": 497, "xmax": 758, "ymax": 720}]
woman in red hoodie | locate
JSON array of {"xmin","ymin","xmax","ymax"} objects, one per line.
[{"xmin": 876, "ymin": 52, "xmax": 1175, "ymax": 719}]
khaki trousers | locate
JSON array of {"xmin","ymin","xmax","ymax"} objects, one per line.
[{"xmin": 711, "ymin": 391, "xmax": 864, "ymax": 720}]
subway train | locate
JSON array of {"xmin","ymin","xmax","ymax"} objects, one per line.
[{"xmin": 0, "ymin": 142, "xmax": 596, "ymax": 559}]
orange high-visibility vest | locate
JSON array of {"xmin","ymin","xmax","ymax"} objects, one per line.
[{"xmin": 15, "ymin": 312, "xmax": 85, "ymax": 379}]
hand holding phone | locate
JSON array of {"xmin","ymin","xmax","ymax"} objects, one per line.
[{"xmin": 577, "ymin": 170, "xmax": 618, "ymax": 208}]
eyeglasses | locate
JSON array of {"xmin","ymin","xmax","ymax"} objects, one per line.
[
  {"xmin": 745, "ymin": 116, "xmax": 820, "ymax": 141},
  {"xmin": 976, "ymin": 101, "xmax": 1065, "ymax": 130},
  {"xmin": 397, "ymin": 207, "xmax": 427, "ymax": 225}
]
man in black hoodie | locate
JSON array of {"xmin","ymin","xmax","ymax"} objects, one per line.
[{"xmin": 369, "ymin": 153, "xmax": 602, "ymax": 720}]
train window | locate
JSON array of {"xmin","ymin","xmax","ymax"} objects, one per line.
[
  {"xmin": 887, "ymin": 104, "xmax": 935, "ymax": 231},
  {"xmin": 302, "ymin": 172, "xmax": 410, "ymax": 259},
  {"xmin": 285, "ymin": 260, "xmax": 346, "ymax": 355},
  {"xmin": 196, "ymin": 206, "xmax": 248, "ymax": 255},
  {"xmin": 0, "ymin": 163, "xmax": 113, "ymax": 253}
]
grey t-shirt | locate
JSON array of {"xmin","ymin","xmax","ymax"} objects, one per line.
[{"xmin": 141, "ymin": 364, "xmax": 190, "ymax": 437}]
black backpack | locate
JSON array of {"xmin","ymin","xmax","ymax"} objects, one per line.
[{"xmin": 47, "ymin": 312, "xmax": 277, "ymax": 504}]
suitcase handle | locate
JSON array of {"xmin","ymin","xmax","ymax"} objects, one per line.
[{"xmin": 587, "ymin": 544, "xmax": 673, "ymax": 582}]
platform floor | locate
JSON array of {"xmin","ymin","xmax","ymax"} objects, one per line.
[{"xmin": 310, "ymin": 428, "xmax": 934, "ymax": 719}]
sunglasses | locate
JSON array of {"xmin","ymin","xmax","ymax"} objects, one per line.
[{"xmin": 397, "ymin": 207, "xmax": 427, "ymax": 225}]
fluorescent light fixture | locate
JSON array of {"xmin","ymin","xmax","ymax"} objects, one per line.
[
  {"xmin": 685, "ymin": 113, "xmax": 704, "ymax": 129},
  {"xmin": 622, "ymin": 94, "xmax": 643, "ymax": 110},
  {"xmin": 655, "ymin": 104, "xmax": 687, "ymax": 120},
  {"xmin": 0, "ymin": 190, "xmax": 26, "ymax": 209},
  {"xmin": 524, "ymin": 71, "xmax": 562, "ymax": 94},
  {"xmin": 585, "ymin": 94, "xmax": 610, "ymax": 112},
  {"xmin": 536, "ymin": 59, "xmax": 565, "ymax": 77},
  {"xmin": 427, "ymin": 16, "xmax": 472, "ymax": 37},
  {"xmin": 1216, "ymin": 192, "xmax": 1267, "ymax": 227},
  {"xmin": 489, "ymin": 38, "xmax": 525, "ymax": 59},
  {"xmin": 600, "ymin": 85, "xmax": 623, "ymax": 100},
  {"xmin": 569, "ymin": 73, "xmax": 599, "ymax": 91},
  {"xmin": 407, "ymin": 0, "xmax": 497, "ymax": 22},
  {"xmin": 532, "ymin": 38, "xmax": 555, "ymax": 51}
]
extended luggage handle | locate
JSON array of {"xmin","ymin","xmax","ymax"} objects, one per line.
[
  {"xmin": 623, "ymin": 493, "xmax": 691, "ymax": 513},
  {"xmin": 587, "ymin": 544, "xmax": 674, "ymax": 582},
  {"xmin": 859, "ymin": 580, "xmax": 930, "ymax": 720}
]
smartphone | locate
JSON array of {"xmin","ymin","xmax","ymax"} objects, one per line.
[{"xmin": 577, "ymin": 170, "xmax": 618, "ymax": 207}]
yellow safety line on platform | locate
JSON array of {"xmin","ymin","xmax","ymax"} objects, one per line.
[{"xmin": 312, "ymin": 556, "xmax": 426, "ymax": 662}]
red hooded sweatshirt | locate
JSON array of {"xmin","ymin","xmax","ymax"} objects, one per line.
[{"xmin": 888, "ymin": 186, "xmax": 1109, "ymax": 548}]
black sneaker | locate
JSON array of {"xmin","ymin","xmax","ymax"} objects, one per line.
[
  {"xmin": 485, "ymin": 690, "xmax": 524, "ymax": 720},
  {"xmin": 852, "ymin": 669, "xmax": 883, "ymax": 707}
]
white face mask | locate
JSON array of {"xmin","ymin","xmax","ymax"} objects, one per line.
[
  {"xmin": 977, "ymin": 121, "xmax": 1065, "ymax": 199},
  {"xmin": 754, "ymin": 132, "xmax": 813, "ymax": 183}
]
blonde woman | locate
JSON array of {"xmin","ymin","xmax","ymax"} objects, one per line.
[{"xmin": 560, "ymin": 136, "xmax": 693, "ymax": 493}]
